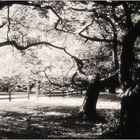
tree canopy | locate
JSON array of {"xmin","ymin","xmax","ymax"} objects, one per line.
[{"xmin": 0, "ymin": 1, "xmax": 140, "ymax": 87}]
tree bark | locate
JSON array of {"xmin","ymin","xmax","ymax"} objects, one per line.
[
  {"xmin": 120, "ymin": 22, "xmax": 140, "ymax": 88},
  {"xmin": 120, "ymin": 22, "xmax": 140, "ymax": 138},
  {"xmin": 80, "ymin": 73, "xmax": 101, "ymax": 120},
  {"xmin": 79, "ymin": 71, "xmax": 119, "ymax": 120},
  {"xmin": 113, "ymin": 33, "xmax": 119, "ymax": 70}
]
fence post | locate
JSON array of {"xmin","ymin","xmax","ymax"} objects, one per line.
[
  {"xmin": 8, "ymin": 86, "xmax": 11, "ymax": 102},
  {"xmin": 27, "ymin": 81, "xmax": 31, "ymax": 100},
  {"xmin": 36, "ymin": 80, "xmax": 39, "ymax": 99},
  {"xmin": 62, "ymin": 86, "xmax": 65, "ymax": 97},
  {"xmin": 80, "ymin": 89, "xmax": 83, "ymax": 95},
  {"xmin": 48, "ymin": 84, "xmax": 51, "ymax": 97},
  {"xmin": 66, "ymin": 87, "xmax": 69, "ymax": 97},
  {"xmin": 77, "ymin": 86, "xmax": 79, "ymax": 95}
]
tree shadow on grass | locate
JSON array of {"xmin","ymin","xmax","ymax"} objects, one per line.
[{"xmin": 0, "ymin": 106, "xmax": 120, "ymax": 139}]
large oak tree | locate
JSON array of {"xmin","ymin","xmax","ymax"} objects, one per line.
[{"xmin": 0, "ymin": 2, "xmax": 140, "ymax": 136}]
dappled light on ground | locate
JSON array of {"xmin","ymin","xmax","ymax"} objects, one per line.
[
  {"xmin": 0, "ymin": 93, "xmax": 121, "ymax": 112},
  {"xmin": 44, "ymin": 111, "xmax": 71, "ymax": 116},
  {"xmin": 0, "ymin": 93, "xmax": 121, "ymax": 138}
]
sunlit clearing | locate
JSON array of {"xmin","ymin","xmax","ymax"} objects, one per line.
[{"xmin": 45, "ymin": 111, "xmax": 71, "ymax": 116}]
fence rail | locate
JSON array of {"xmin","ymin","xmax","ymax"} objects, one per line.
[{"xmin": 0, "ymin": 81, "xmax": 86, "ymax": 101}]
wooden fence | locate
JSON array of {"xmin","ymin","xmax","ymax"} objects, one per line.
[{"xmin": 0, "ymin": 81, "xmax": 86, "ymax": 101}]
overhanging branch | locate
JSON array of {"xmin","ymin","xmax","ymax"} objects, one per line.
[
  {"xmin": 44, "ymin": 68, "xmax": 71, "ymax": 87},
  {"xmin": 72, "ymin": 6, "xmax": 122, "ymax": 45},
  {"xmin": 0, "ymin": 40, "xmax": 85, "ymax": 74},
  {"xmin": 0, "ymin": 22, "xmax": 7, "ymax": 28},
  {"xmin": 79, "ymin": 33, "xmax": 121, "ymax": 44}
]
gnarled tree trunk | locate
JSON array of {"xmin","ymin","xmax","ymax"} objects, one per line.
[
  {"xmin": 120, "ymin": 21, "xmax": 140, "ymax": 138},
  {"xmin": 80, "ymin": 73, "xmax": 101, "ymax": 120},
  {"xmin": 78, "ymin": 71, "xmax": 119, "ymax": 120},
  {"xmin": 120, "ymin": 22, "xmax": 140, "ymax": 88}
]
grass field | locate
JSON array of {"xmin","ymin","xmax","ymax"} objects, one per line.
[{"xmin": 0, "ymin": 92, "xmax": 121, "ymax": 138}]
